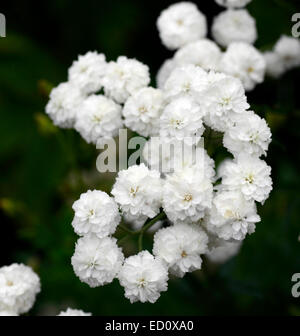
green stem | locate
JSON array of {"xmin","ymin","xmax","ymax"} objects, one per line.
[
  {"xmin": 118, "ymin": 224, "xmax": 135, "ymax": 234},
  {"xmin": 138, "ymin": 211, "xmax": 166, "ymax": 251}
]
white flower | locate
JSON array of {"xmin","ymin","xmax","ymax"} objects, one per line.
[
  {"xmin": 156, "ymin": 58, "xmax": 177, "ymax": 89},
  {"xmin": 118, "ymin": 251, "xmax": 168, "ymax": 303},
  {"xmin": 164, "ymin": 64, "xmax": 208, "ymax": 101},
  {"xmin": 215, "ymin": 0, "xmax": 252, "ymax": 8},
  {"xmin": 206, "ymin": 238, "xmax": 242, "ymax": 263},
  {"xmin": 157, "ymin": 2, "xmax": 207, "ymax": 50},
  {"xmin": 160, "ymin": 96, "xmax": 205, "ymax": 144},
  {"xmin": 274, "ymin": 35, "xmax": 300, "ymax": 71},
  {"xmin": 58, "ymin": 308, "xmax": 92, "ymax": 316},
  {"xmin": 223, "ymin": 111, "xmax": 272, "ymax": 157},
  {"xmin": 220, "ymin": 154, "xmax": 272, "ymax": 203},
  {"xmin": 71, "ymin": 235, "xmax": 124, "ymax": 288},
  {"xmin": 123, "ymin": 87, "xmax": 165, "ymax": 137},
  {"xmin": 263, "ymin": 52, "xmax": 285, "ymax": 78},
  {"xmin": 162, "ymin": 165, "xmax": 213, "ymax": 224},
  {"xmin": 74, "ymin": 95, "xmax": 122, "ymax": 144},
  {"xmin": 220, "ymin": 42, "xmax": 266, "ymax": 91},
  {"xmin": 0, "ymin": 310, "xmax": 18, "ymax": 316},
  {"xmin": 0, "ymin": 263, "xmax": 40, "ymax": 315},
  {"xmin": 202, "ymin": 75, "xmax": 249, "ymax": 132},
  {"xmin": 111, "ymin": 164, "xmax": 162, "ymax": 219},
  {"xmin": 153, "ymin": 224, "xmax": 208, "ymax": 277},
  {"xmin": 71, "ymin": 190, "xmax": 120, "ymax": 238},
  {"xmin": 174, "ymin": 39, "xmax": 222, "ymax": 71},
  {"xmin": 68, "ymin": 51, "xmax": 107, "ymax": 94},
  {"xmin": 102, "ymin": 56, "xmax": 150, "ymax": 103},
  {"xmin": 46, "ymin": 82, "xmax": 84, "ymax": 128},
  {"xmin": 212, "ymin": 9, "xmax": 257, "ymax": 47},
  {"xmin": 205, "ymin": 190, "xmax": 260, "ymax": 241},
  {"xmin": 143, "ymin": 138, "xmax": 215, "ymax": 177}
]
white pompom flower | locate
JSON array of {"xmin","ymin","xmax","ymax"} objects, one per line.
[
  {"xmin": 123, "ymin": 87, "xmax": 165, "ymax": 137},
  {"xmin": 205, "ymin": 190, "xmax": 260, "ymax": 241},
  {"xmin": 219, "ymin": 42, "xmax": 266, "ymax": 91},
  {"xmin": 58, "ymin": 308, "xmax": 92, "ymax": 316},
  {"xmin": 157, "ymin": 2, "xmax": 207, "ymax": 50},
  {"xmin": 156, "ymin": 58, "xmax": 177, "ymax": 89},
  {"xmin": 220, "ymin": 154, "xmax": 272, "ymax": 203},
  {"xmin": 72, "ymin": 190, "xmax": 120, "ymax": 238},
  {"xmin": 206, "ymin": 238, "xmax": 242, "ymax": 264},
  {"xmin": 212, "ymin": 9, "xmax": 257, "ymax": 47},
  {"xmin": 68, "ymin": 51, "xmax": 107, "ymax": 95},
  {"xmin": 160, "ymin": 96, "xmax": 205, "ymax": 144},
  {"xmin": 162, "ymin": 165, "xmax": 213, "ymax": 225},
  {"xmin": 71, "ymin": 235, "xmax": 124, "ymax": 288},
  {"xmin": 202, "ymin": 75, "xmax": 250, "ymax": 132},
  {"xmin": 46, "ymin": 82, "xmax": 84, "ymax": 128},
  {"xmin": 102, "ymin": 56, "xmax": 150, "ymax": 104},
  {"xmin": 163, "ymin": 64, "xmax": 208, "ymax": 101},
  {"xmin": 274, "ymin": 35, "xmax": 300, "ymax": 71},
  {"xmin": 118, "ymin": 251, "xmax": 168, "ymax": 303},
  {"xmin": 223, "ymin": 111, "xmax": 272, "ymax": 157},
  {"xmin": 111, "ymin": 164, "xmax": 162, "ymax": 219},
  {"xmin": 74, "ymin": 95, "xmax": 122, "ymax": 144},
  {"xmin": 153, "ymin": 224, "xmax": 208, "ymax": 277},
  {"xmin": 263, "ymin": 52, "xmax": 285, "ymax": 78},
  {"xmin": 174, "ymin": 39, "xmax": 222, "ymax": 71},
  {"xmin": 215, "ymin": 0, "xmax": 252, "ymax": 8},
  {"xmin": 0, "ymin": 263, "xmax": 40, "ymax": 315}
]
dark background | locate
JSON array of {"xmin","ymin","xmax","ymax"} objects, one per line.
[{"xmin": 0, "ymin": 0, "xmax": 300, "ymax": 315}]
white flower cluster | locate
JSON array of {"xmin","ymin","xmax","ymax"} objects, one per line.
[
  {"xmin": 58, "ymin": 308, "xmax": 92, "ymax": 316},
  {"xmin": 215, "ymin": 0, "xmax": 252, "ymax": 8},
  {"xmin": 45, "ymin": 1, "xmax": 279, "ymax": 305},
  {"xmin": 264, "ymin": 35, "xmax": 300, "ymax": 78},
  {"xmin": 46, "ymin": 53, "xmax": 150, "ymax": 144},
  {"xmin": 0, "ymin": 263, "xmax": 40, "ymax": 315},
  {"xmin": 156, "ymin": 2, "xmax": 265, "ymax": 91}
]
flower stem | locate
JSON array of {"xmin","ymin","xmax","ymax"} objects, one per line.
[{"xmin": 138, "ymin": 211, "xmax": 166, "ymax": 251}]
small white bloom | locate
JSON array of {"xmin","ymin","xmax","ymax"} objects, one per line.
[
  {"xmin": 0, "ymin": 263, "xmax": 40, "ymax": 315},
  {"xmin": 143, "ymin": 138, "xmax": 215, "ymax": 177},
  {"xmin": 220, "ymin": 42, "xmax": 266, "ymax": 91},
  {"xmin": 74, "ymin": 95, "xmax": 122, "ymax": 144},
  {"xmin": 118, "ymin": 251, "xmax": 168, "ymax": 303},
  {"xmin": 206, "ymin": 238, "xmax": 242, "ymax": 263},
  {"xmin": 202, "ymin": 75, "xmax": 249, "ymax": 132},
  {"xmin": 156, "ymin": 58, "xmax": 177, "ymax": 89},
  {"xmin": 174, "ymin": 39, "xmax": 222, "ymax": 71},
  {"xmin": 220, "ymin": 154, "xmax": 272, "ymax": 203},
  {"xmin": 212, "ymin": 9, "xmax": 257, "ymax": 47},
  {"xmin": 58, "ymin": 308, "xmax": 92, "ymax": 316},
  {"xmin": 160, "ymin": 96, "xmax": 205, "ymax": 144},
  {"xmin": 223, "ymin": 111, "xmax": 272, "ymax": 157},
  {"xmin": 163, "ymin": 165, "xmax": 213, "ymax": 224},
  {"xmin": 72, "ymin": 190, "xmax": 120, "ymax": 238},
  {"xmin": 68, "ymin": 51, "xmax": 107, "ymax": 94},
  {"xmin": 123, "ymin": 87, "xmax": 165, "ymax": 137},
  {"xmin": 46, "ymin": 82, "xmax": 84, "ymax": 128},
  {"xmin": 0, "ymin": 310, "xmax": 18, "ymax": 316},
  {"xmin": 215, "ymin": 0, "xmax": 252, "ymax": 8},
  {"xmin": 102, "ymin": 56, "xmax": 150, "ymax": 104},
  {"xmin": 111, "ymin": 164, "xmax": 162, "ymax": 219},
  {"xmin": 153, "ymin": 224, "xmax": 208, "ymax": 277},
  {"xmin": 71, "ymin": 235, "xmax": 124, "ymax": 288},
  {"xmin": 205, "ymin": 190, "xmax": 260, "ymax": 241},
  {"xmin": 157, "ymin": 2, "xmax": 207, "ymax": 50},
  {"xmin": 274, "ymin": 35, "xmax": 300, "ymax": 71},
  {"xmin": 263, "ymin": 52, "xmax": 285, "ymax": 78},
  {"xmin": 164, "ymin": 64, "xmax": 208, "ymax": 101}
]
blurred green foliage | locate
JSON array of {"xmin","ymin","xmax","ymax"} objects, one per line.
[{"xmin": 0, "ymin": 0, "xmax": 300, "ymax": 315}]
